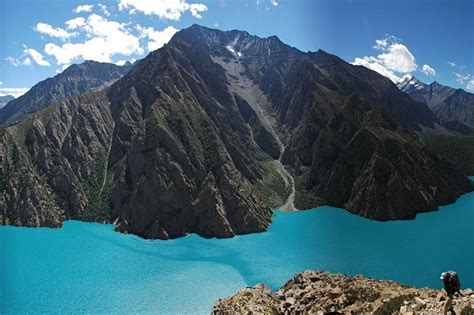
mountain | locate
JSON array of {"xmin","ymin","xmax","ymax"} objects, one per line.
[
  {"xmin": 396, "ymin": 74, "xmax": 427, "ymax": 94},
  {"xmin": 212, "ymin": 270, "xmax": 474, "ymax": 314},
  {"xmin": 0, "ymin": 95, "xmax": 15, "ymax": 108},
  {"xmin": 0, "ymin": 61, "xmax": 132, "ymax": 126},
  {"xmin": 0, "ymin": 25, "xmax": 472, "ymax": 239},
  {"xmin": 398, "ymin": 78, "xmax": 474, "ymax": 127}
]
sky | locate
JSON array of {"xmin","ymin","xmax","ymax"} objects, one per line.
[{"xmin": 0, "ymin": 0, "xmax": 473, "ymax": 97}]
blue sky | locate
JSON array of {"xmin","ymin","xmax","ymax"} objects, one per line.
[{"xmin": 0, "ymin": 0, "xmax": 473, "ymax": 97}]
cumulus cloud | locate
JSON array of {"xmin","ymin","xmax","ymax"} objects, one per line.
[
  {"xmin": 73, "ymin": 4, "xmax": 94, "ymax": 13},
  {"xmin": 422, "ymin": 64, "xmax": 436, "ymax": 77},
  {"xmin": 98, "ymin": 3, "xmax": 110, "ymax": 16},
  {"xmin": 188, "ymin": 3, "xmax": 207, "ymax": 18},
  {"xmin": 65, "ymin": 17, "xmax": 86, "ymax": 30},
  {"xmin": 0, "ymin": 87, "xmax": 30, "ymax": 98},
  {"xmin": 44, "ymin": 14, "xmax": 144, "ymax": 65},
  {"xmin": 35, "ymin": 22, "xmax": 77, "ymax": 41},
  {"xmin": 137, "ymin": 25, "xmax": 179, "ymax": 51},
  {"xmin": 5, "ymin": 46, "xmax": 50, "ymax": 67},
  {"xmin": 270, "ymin": 0, "xmax": 278, "ymax": 6},
  {"xmin": 23, "ymin": 47, "xmax": 51, "ymax": 66},
  {"xmin": 352, "ymin": 35, "xmax": 417, "ymax": 83},
  {"xmin": 118, "ymin": 0, "xmax": 207, "ymax": 20},
  {"xmin": 448, "ymin": 61, "xmax": 456, "ymax": 67}
]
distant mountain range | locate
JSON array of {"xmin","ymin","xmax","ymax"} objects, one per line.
[
  {"xmin": 397, "ymin": 74, "xmax": 474, "ymax": 128},
  {"xmin": 0, "ymin": 61, "xmax": 132, "ymax": 126},
  {"xmin": 0, "ymin": 25, "xmax": 472, "ymax": 239},
  {"xmin": 0, "ymin": 95, "xmax": 14, "ymax": 109}
]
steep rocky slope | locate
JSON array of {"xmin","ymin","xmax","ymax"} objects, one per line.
[
  {"xmin": 400, "ymin": 79, "xmax": 474, "ymax": 128},
  {"xmin": 173, "ymin": 25, "xmax": 472, "ymax": 220},
  {"xmin": 1, "ymin": 25, "xmax": 473, "ymax": 238},
  {"xmin": 0, "ymin": 61, "xmax": 132, "ymax": 126},
  {"xmin": 212, "ymin": 270, "xmax": 474, "ymax": 314},
  {"xmin": 0, "ymin": 91, "xmax": 114, "ymax": 227}
]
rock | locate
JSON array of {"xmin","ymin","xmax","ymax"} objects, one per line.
[
  {"xmin": 415, "ymin": 297, "xmax": 427, "ymax": 306},
  {"xmin": 328, "ymin": 287, "xmax": 343, "ymax": 298},
  {"xmin": 436, "ymin": 291, "xmax": 446, "ymax": 302},
  {"xmin": 464, "ymin": 289, "xmax": 474, "ymax": 295},
  {"xmin": 212, "ymin": 270, "xmax": 474, "ymax": 314}
]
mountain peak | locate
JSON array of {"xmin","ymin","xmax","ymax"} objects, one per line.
[{"xmin": 396, "ymin": 74, "xmax": 426, "ymax": 93}]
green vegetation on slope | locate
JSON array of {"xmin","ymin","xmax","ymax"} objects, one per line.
[
  {"xmin": 256, "ymin": 160, "xmax": 291, "ymax": 209},
  {"xmin": 81, "ymin": 149, "xmax": 112, "ymax": 222},
  {"xmin": 422, "ymin": 135, "xmax": 474, "ymax": 175}
]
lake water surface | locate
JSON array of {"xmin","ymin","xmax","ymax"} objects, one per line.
[{"xmin": 1, "ymin": 180, "xmax": 473, "ymax": 314}]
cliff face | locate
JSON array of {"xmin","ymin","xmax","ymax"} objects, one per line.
[
  {"xmin": 0, "ymin": 25, "xmax": 473, "ymax": 238},
  {"xmin": 105, "ymin": 35, "xmax": 274, "ymax": 239},
  {"xmin": 0, "ymin": 91, "xmax": 114, "ymax": 226},
  {"xmin": 212, "ymin": 270, "xmax": 474, "ymax": 314},
  {"xmin": 406, "ymin": 81, "xmax": 474, "ymax": 128},
  {"xmin": 0, "ymin": 61, "xmax": 132, "ymax": 126}
]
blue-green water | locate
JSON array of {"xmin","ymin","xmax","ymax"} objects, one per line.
[{"xmin": 1, "ymin": 185, "xmax": 473, "ymax": 314}]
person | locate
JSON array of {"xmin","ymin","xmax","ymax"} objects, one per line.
[{"xmin": 440, "ymin": 271, "xmax": 462, "ymax": 315}]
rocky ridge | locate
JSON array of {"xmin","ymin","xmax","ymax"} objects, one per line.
[
  {"xmin": 0, "ymin": 61, "xmax": 132, "ymax": 126},
  {"xmin": 397, "ymin": 78, "xmax": 474, "ymax": 128},
  {"xmin": 212, "ymin": 270, "xmax": 474, "ymax": 314}
]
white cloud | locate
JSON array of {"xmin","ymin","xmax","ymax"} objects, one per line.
[
  {"xmin": 118, "ymin": 0, "xmax": 207, "ymax": 20},
  {"xmin": 188, "ymin": 3, "xmax": 207, "ymax": 18},
  {"xmin": 35, "ymin": 22, "xmax": 76, "ymax": 41},
  {"xmin": 73, "ymin": 4, "xmax": 94, "ymax": 13},
  {"xmin": 270, "ymin": 0, "xmax": 278, "ymax": 6},
  {"xmin": 467, "ymin": 79, "xmax": 474, "ymax": 92},
  {"xmin": 353, "ymin": 56, "xmax": 401, "ymax": 83},
  {"xmin": 422, "ymin": 64, "xmax": 436, "ymax": 77},
  {"xmin": 98, "ymin": 3, "xmax": 110, "ymax": 16},
  {"xmin": 5, "ymin": 46, "xmax": 50, "ymax": 67},
  {"xmin": 448, "ymin": 61, "xmax": 456, "ymax": 67},
  {"xmin": 115, "ymin": 60, "xmax": 128, "ymax": 66},
  {"xmin": 0, "ymin": 81, "xmax": 3, "ymax": 85},
  {"xmin": 454, "ymin": 72, "xmax": 471, "ymax": 84},
  {"xmin": 377, "ymin": 44, "xmax": 417, "ymax": 73},
  {"xmin": 352, "ymin": 35, "xmax": 417, "ymax": 83},
  {"xmin": 23, "ymin": 47, "xmax": 50, "ymax": 66},
  {"xmin": 44, "ymin": 14, "xmax": 143, "ymax": 65},
  {"xmin": 137, "ymin": 25, "xmax": 179, "ymax": 51},
  {"xmin": 452, "ymin": 72, "xmax": 474, "ymax": 91},
  {"xmin": 65, "ymin": 17, "xmax": 86, "ymax": 30},
  {"xmin": 0, "ymin": 87, "xmax": 30, "ymax": 98}
]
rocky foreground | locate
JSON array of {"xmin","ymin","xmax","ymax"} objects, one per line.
[{"xmin": 212, "ymin": 271, "xmax": 474, "ymax": 314}]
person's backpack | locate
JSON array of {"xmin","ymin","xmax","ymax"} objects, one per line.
[{"xmin": 449, "ymin": 272, "xmax": 461, "ymax": 292}]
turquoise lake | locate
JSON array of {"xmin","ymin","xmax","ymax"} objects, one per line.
[{"xmin": 1, "ymin": 181, "xmax": 473, "ymax": 314}]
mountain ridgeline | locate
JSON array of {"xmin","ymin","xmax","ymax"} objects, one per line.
[
  {"xmin": 397, "ymin": 75, "xmax": 474, "ymax": 128},
  {"xmin": 0, "ymin": 25, "xmax": 472, "ymax": 239},
  {"xmin": 0, "ymin": 61, "xmax": 132, "ymax": 126}
]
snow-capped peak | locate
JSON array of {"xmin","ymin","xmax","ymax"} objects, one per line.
[{"xmin": 396, "ymin": 74, "xmax": 426, "ymax": 93}]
